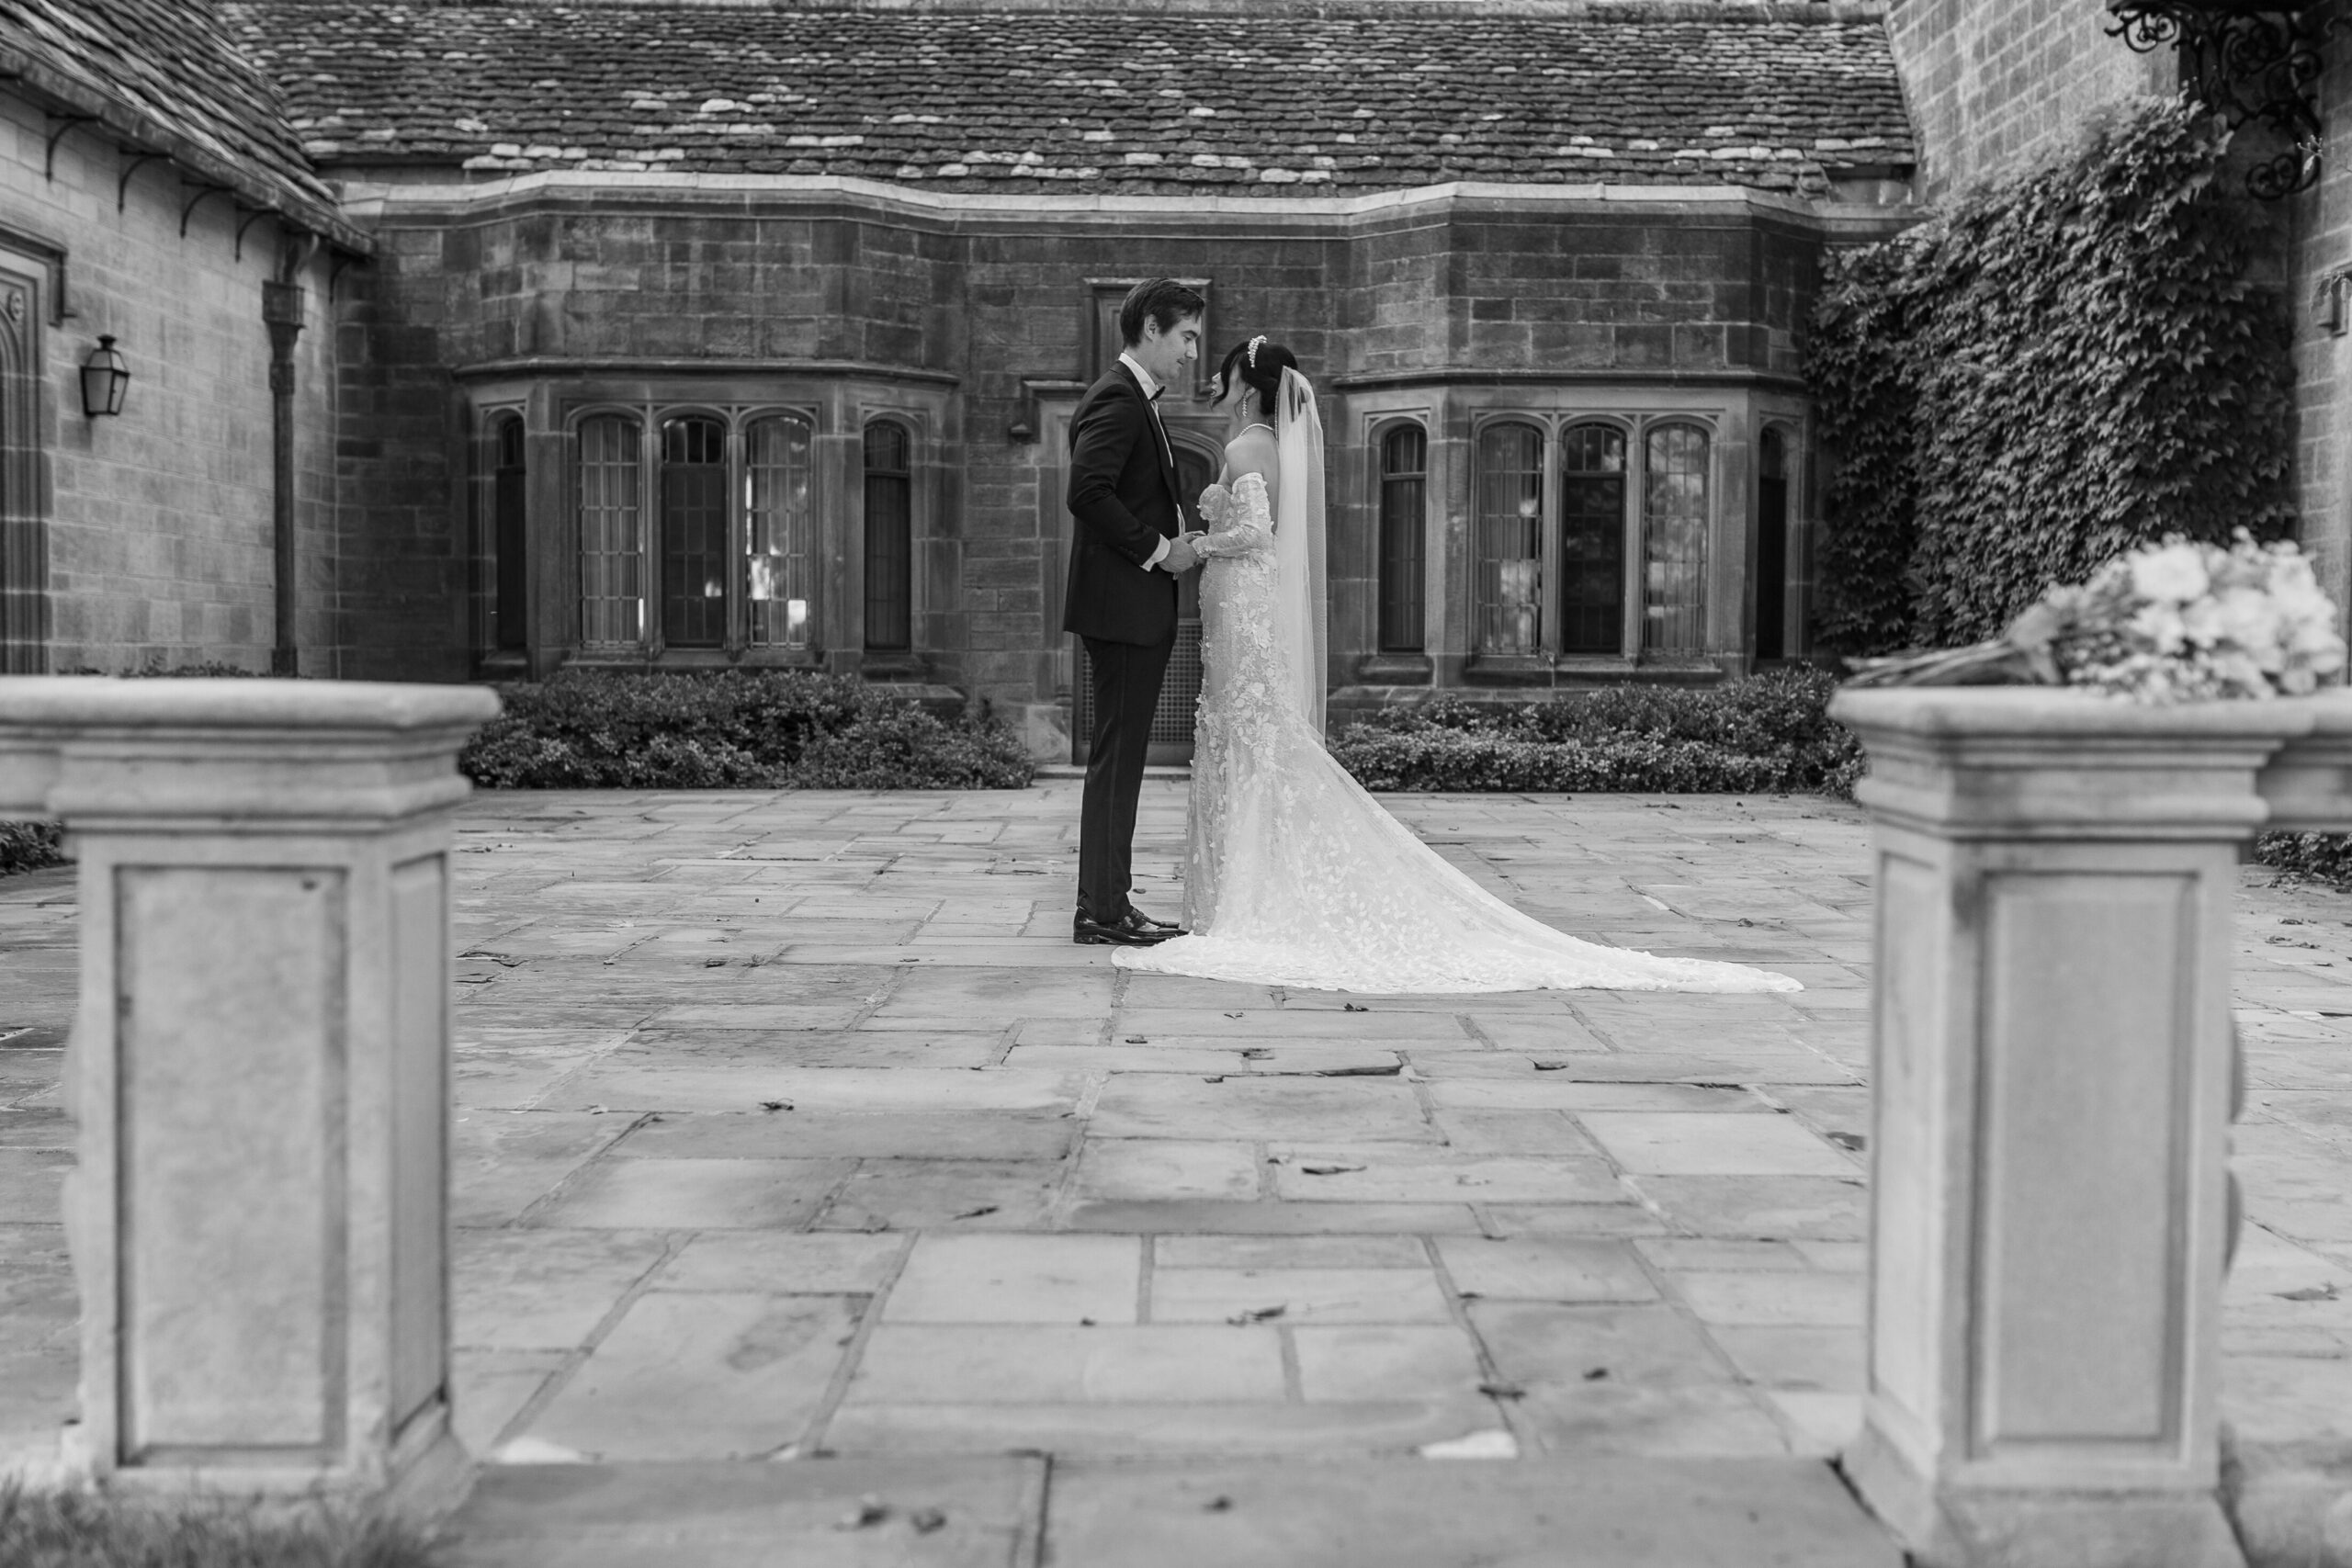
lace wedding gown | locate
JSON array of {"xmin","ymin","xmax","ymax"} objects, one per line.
[{"xmin": 1114, "ymin": 473, "xmax": 1800, "ymax": 995}]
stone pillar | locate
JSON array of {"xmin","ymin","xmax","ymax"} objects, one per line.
[
  {"xmin": 0, "ymin": 677, "xmax": 499, "ymax": 1507},
  {"xmin": 1826, "ymin": 687, "xmax": 2317, "ymax": 1568}
]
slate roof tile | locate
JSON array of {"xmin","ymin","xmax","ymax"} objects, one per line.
[
  {"xmin": 0, "ymin": 0, "xmax": 361, "ymax": 241},
  {"xmin": 224, "ymin": 0, "xmax": 1912, "ymax": 197}
]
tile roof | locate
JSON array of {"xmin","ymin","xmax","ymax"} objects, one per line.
[
  {"xmin": 0, "ymin": 0, "xmax": 365, "ymax": 244},
  {"xmin": 226, "ymin": 0, "xmax": 1912, "ymax": 198}
]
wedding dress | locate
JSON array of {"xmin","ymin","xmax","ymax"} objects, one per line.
[{"xmin": 1114, "ymin": 385, "xmax": 1798, "ymax": 996}]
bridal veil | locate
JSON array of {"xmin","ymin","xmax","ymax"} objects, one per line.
[{"xmin": 1272, "ymin": 366, "xmax": 1329, "ymax": 736}]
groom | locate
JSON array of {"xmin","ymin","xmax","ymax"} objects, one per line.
[{"xmin": 1064, "ymin": 277, "xmax": 1206, "ymax": 946}]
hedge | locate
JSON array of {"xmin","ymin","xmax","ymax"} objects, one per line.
[
  {"xmin": 1807, "ymin": 98, "xmax": 2294, "ymax": 653},
  {"xmin": 461, "ymin": 671, "xmax": 1035, "ymax": 790},
  {"xmin": 0, "ymin": 820, "xmax": 62, "ymax": 877},
  {"xmin": 1329, "ymin": 667, "xmax": 1863, "ymax": 796}
]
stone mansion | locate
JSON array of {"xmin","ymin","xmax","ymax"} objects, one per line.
[{"xmin": 6, "ymin": 0, "xmax": 1957, "ymax": 757}]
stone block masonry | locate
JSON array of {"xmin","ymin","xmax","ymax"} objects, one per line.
[
  {"xmin": 0, "ymin": 91, "xmax": 341, "ymax": 674},
  {"xmin": 342, "ymin": 178, "xmax": 1906, "ymax": 705}
]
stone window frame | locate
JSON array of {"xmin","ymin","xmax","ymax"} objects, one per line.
[
  {"xmin": 859, "ymin": 415, "xmax": 917, "ymax": 655},
  {"xmin": 465, "ymin": 404, "xmax": 528, "ymax": 670},
  {"xmin": 0, "ymin": 252, "xmax": 45, "ymax": 672},
  {"xmin": 460, "ymin": 373, "xmax": 950, "ymax": 674},
  {"xmin": 1464, "ymin": 404, "xmax": 1728, "ymax": 673},
  {"xmin": 1751, "ymin": 411, "xmax": 1814, "ymax": 661}
]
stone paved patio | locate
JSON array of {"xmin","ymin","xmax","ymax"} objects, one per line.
[{"xmin": 6, "ymin": 780, "xmax": 2352, "ymax": 1562}]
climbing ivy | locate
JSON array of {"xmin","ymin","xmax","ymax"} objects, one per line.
[{"xmin": 1806, "ymin": 97, "xmax": 2295, "ymax": 652}]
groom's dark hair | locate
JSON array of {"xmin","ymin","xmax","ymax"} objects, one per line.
[{"xmin": 1118, "ymin": 278, "xmax": 1205, "ymax": 347}]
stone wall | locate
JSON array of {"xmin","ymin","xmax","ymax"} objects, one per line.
[
  {"xmin": 337, "ymin": 176, "xmax": 1901, "ymax": 712},
  {"xmin": 2290, "ymin": 0, "xmax": 2352, "ymax": 616},
  {"xmin": 1886, "ymin": 0, "xmax": 2167, "ymax": 201},
  {"xmin": 0, "ymin": 89, "xmax": 339, "ymax": 674}
]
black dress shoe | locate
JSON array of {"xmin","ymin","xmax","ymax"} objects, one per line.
[
  {"xmin": 1126, "ymin": 906, "xmax": 1182, "ymax": 933},
  {"xmin": 1074, "ymin": 909, "xmax": 1182, "ymax": 946}
]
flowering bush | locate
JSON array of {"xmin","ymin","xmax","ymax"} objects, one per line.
[{"xmin": 1850, "ymin": 533, "xmax": 2346, "ymax": 703}]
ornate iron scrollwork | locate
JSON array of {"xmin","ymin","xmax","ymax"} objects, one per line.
[{"xmin": 2107, "ymin": 1, "xmax": 2344, "ymax": 197}]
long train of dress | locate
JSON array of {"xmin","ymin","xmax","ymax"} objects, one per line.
[{"xmin": 1114, "ymin": 474, "xmax": 1800, "ymax": 995}]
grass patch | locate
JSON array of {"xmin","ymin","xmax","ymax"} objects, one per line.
[{"xmin": 0, "ymin": 1485, "xmax": 444, "ymax": 1568}]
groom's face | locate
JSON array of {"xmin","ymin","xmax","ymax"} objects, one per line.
[{"xmin": 1132, "ymin": 311, "xmax": 1203, "ymax": 389}]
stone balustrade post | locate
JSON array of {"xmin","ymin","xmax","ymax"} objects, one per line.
[
  {"xmin": 0, "ymin": 677, "xmax": 498, "ymax": 1506},
  {"xmin": 1826, "ymin": 687, "xmax": 2348, "ymax": 1568}
]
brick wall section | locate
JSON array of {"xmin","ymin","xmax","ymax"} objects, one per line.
[
  {"xmin": 0, "ymin": 90, "xmax": 338, "ymax": 673},
  {"xmin": 1887, "ymin": 0, "xmax": 2167, "ymax": 200},
  {"xmin": 337, "ymin": 182, "xmax": 1890, "ymax": 705},
  {"xmin": 2290, "ymin": 0, "xmax": 2352, "ymax": 614}
]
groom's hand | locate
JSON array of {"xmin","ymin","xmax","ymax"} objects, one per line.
[{"xmin": 1161, "ymin": 534, "xmax": 1203, "ymax": 573}]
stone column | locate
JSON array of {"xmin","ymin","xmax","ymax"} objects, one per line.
[
  {"xmin": 0, "ymin": 677, "xmax": 498, "ymax": 1507},
  {"xmin": 1827, "ymin": 687, "xmax": 2316, "ymax": 1568}
]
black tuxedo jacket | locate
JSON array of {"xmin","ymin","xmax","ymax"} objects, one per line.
[{"xmin": 1063, "ymin": 362, "xmax": 1184, "ymax": 647}]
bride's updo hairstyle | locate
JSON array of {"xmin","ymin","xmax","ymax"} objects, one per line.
[{"xmin": 1216, "ymin": 336, "xmax": 1300, "ymax": 421}]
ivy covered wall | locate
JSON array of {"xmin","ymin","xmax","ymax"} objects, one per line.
[{"xmin": 1805, "ymin": 98, "xmax": 2295, "ymax": 652}]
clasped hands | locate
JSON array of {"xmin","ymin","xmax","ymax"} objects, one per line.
[{"xmin": 1160, "ymin": 530, "xmax": 1210, "ymax": 573}]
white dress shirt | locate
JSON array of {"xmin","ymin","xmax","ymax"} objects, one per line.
[{"xmin": 1118, "ymin": 350, "xmax": 1179, "ymax": 573}]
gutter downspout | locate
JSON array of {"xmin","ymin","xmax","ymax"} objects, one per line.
[{"xmin": 265, "ymin": 233, "xmax": 318, "ymax": 677}]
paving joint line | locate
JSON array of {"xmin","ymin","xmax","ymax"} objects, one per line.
[
  {"xmin": 797, "ymin": 1230, "xmax": 920, "ymax": 1455},
  {"xmin": 481, "ymin": 1224, "xmax": 694, "ymax": 1457}
]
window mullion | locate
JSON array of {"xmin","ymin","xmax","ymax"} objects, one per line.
[
  {"xmin": 1625, "ymin": 419, "xmax": 1645, "ymax": 663},
  {"xmin": 1541, "ymin": 424, "xmax": 1559, "ymax": 662}
]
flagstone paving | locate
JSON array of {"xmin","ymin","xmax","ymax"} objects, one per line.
[{"xmin": 6, "ymin": 779, "xmax": 2352, "ymax": 1562}]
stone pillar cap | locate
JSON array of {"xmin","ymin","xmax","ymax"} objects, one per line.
[
  {"xmin": 1829, "ymin": 684, "xmax": 2343, "ymax": 742},
  {"xmin": 0, "ymin": 676, "xmax": 500, "ymax": 732}
]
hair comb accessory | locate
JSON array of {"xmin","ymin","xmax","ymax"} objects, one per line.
[{"xmin": 1247, "ymin": 334, "xmax": 1267, "ymax": 369}]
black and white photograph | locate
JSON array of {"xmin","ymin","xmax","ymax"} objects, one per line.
[{"xmin": 2, "ymin": 0, "xmax": 2351, "ymax": 1562}]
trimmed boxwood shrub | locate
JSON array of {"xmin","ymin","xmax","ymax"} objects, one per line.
[
  {"xmin": 1808, "ymin": 97, "xmax": 2293, "ymax": 653},
  {"xmin": 3, "ymin": 665, "xmax": 278, "ymax": 876},
  {"xmin": 0, "ymin": 820, "xmax": 62, "ymax": 877},
  {"xmin": 2255, "ymin": 832, "xmax": 2352, "ymax": 888},
  {"xmin": 461, "ymin": 671, "xmax": 1034, "ymax": 790},
  {"xmin": 1329, "ymin": 666, "xmax": 1863, "ymax": 796}
]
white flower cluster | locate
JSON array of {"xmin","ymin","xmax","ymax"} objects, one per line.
[{"xmin": 2015, "ymin": 532, "xmax": 2346, "ymax": 703}]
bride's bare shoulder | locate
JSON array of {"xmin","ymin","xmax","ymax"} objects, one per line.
[{"xmin": 1224, "ymin": 425, "xmax": 1279, "ymax": 488}]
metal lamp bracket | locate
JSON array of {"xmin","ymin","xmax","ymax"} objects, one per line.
[{"xmin": 2107, "ymin": 1, "xmax": 2350, "ymax": 197}]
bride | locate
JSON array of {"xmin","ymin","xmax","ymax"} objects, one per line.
[{"xmin": 1115, "ymin": 336, "xmax": 1800, "ymax": 996}]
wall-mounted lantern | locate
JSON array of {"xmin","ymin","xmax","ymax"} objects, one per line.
[
  {"xmin": 2318, "ymin": 268, "xmax": 2352, "ymax": 335},
  {"xmin": 80, "ymin": 334, "xmax": 129, "ymax": 418}
]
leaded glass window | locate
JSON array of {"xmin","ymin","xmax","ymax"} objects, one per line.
[
  {"xmin": 1558, "ymin": 423, "xmax": 1626, "ymax": 656},
  {"xmin": 577, "ymin": 414, "xmax": 642, "ymax": 647},
  {"xmin": 1476, "ymin": 423, "xmax": 1544, "ymax": 656},
  {"xmin": 1377, "ymin": 425, "xmax": 1426, "ymax": 654},
  {"xmin": 864, "ymin": 422, "xmax": 912, "ymax": 651},
  {"xmin": 1643, "ymin": 423, "xmax": 1710, "ymax": 653},
  {"xmin": 747, "ymin": 413, "xmax": 815, "ymax": 649},
  {"xmin": 661, "ymin": 415, "xmax": 728, "ymax": 649}
]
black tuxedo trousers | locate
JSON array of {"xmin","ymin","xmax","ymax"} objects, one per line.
[{"xmin": 1063, "ymin": 364, "xmax": 1185, "ymax": 921}]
